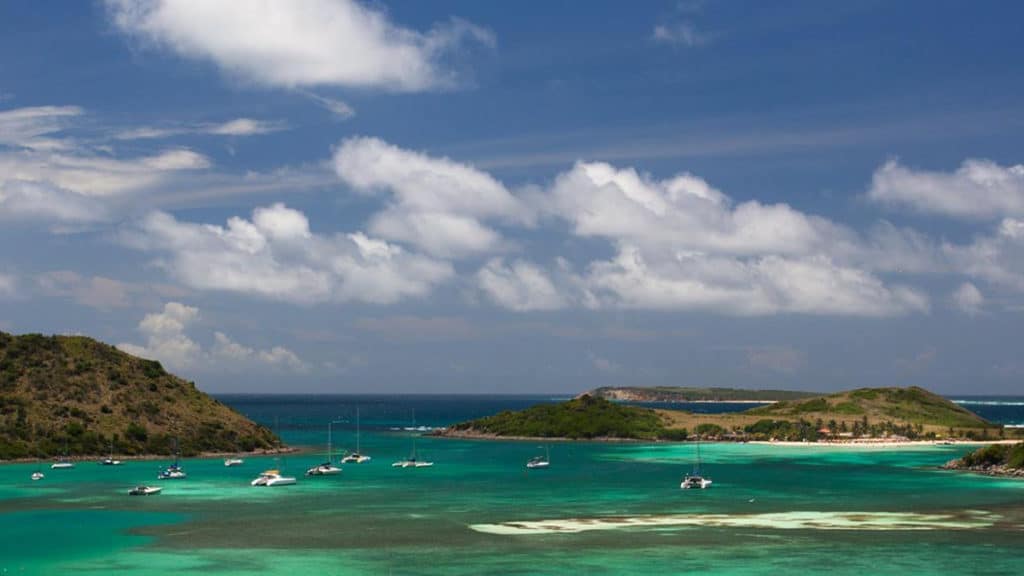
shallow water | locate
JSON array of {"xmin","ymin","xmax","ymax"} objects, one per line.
[{"xmin": 2, "ymin": 395, "xmax": 1022, "ymax": 575}]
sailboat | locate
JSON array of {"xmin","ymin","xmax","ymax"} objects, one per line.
[
  {"xmin": 391, "ymin": 407, "xmax": 432, "ymax": 467},
  {"xmin": 31, "ymin": 456, "xmax": 44, "ymax": 481},
  {"xmin": 680, "ymin": 438, "xmax": 712, "ymax": 489},
  {"xmin": 100, "ymin": 439, "xmax": 122, "ymax": 466},
  {"xmin": 341, "ymin": 407, "xmax": 371, "ymax": 464},
  {"xmin": 157, "ymin": 437, "xmax": 186, "ymax": 480},
  {"xmin": 306, "ymin": 420, "xmax": 342, "ymax": 476},
  {"xmin": 51, "ymin": 437, "xmax": 74, "ymax": 469},
  {"xmin": 526, "ymin": 445, "xmax": 550, "ymax": 469}
]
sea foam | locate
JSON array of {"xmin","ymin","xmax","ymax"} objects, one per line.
[{"xmin": 470, "ymin": 510, "xmax": 999, "ymax": 535}]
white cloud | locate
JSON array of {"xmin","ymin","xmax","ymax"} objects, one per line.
[
  {"xmin": 476, "ymin": 259, "xmax": 567, "ymax": 312},
  {"xmin": 0, "ymin": 273, "xmax": 16, "ymax": 298},
  {"xmin": 951, "ymin": 282, "xmax": 984, "ymax": 316},
  {"xmin": 115, "ymin": 117, "xmax": 286, "ymax": 140},
  {"xmin": 0, "ymin": 105, "xmax": 82, "ymax": 150},
  {"xmin": 117, "ymin": 302, "xmax": 203, "ymax": 370},
  {"xmin": 524, "ymin": 161, "xmax": 928, "ymax": 316},
  {"xmin": 118, "ymin": 302, "xmax": 306, "ymax": 372},
  {"xmin": 942, "ymin": 219, "xmax": 1024, "ymax": 291},
  {"xmin": 652, "ymin": 21, "xmax": 711, "ymax": 47},
  {"xmin": 106, "ymin": 0, "xmax": 494, "ymax": 92},
  {"xmin": 38, "ymin": 271, "xmax": 132, "ymax": 309},
  {"xmin": 122, "ymin": 203, "xmax": 453, "ymax": 304},
  {"xmin": 587, "ymin": 351, "xmax": 618, "ymax": 373},
  {"xmin": 334, "ymin": 136, "xmax": 531, "ymax": 257},
  {"xmin": 302, "ymin": 93, "xmax": 356, "ymax": 120},
  {"xmin": 0, "ymin": 106, "xmax": 213, "ymax": 224},
  {"xmin": 868, "ymin": 158, "xmax": 1024, "ymax": 219}
]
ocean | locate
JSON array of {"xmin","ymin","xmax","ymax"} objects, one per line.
[{"xmin": 1, "ymin": 394, "xmax": 1022, "ymax": 575}]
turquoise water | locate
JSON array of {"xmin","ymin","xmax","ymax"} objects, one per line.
[{"xmin": 2, "ymin": 396, "xmax": 1022, "ymax": 574}]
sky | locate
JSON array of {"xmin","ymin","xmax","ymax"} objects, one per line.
[{"xmin": 1, "ymin": 0, "xmax": 1023, "ymax": 395}]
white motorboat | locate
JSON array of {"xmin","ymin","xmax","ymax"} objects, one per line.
[
  {"xmin": 51, "ymin": 460, "xmax": 74, "ymax": 469},
  {"xmin": 224, "ymin": 457, "xmax": 245, "ymax": 467},
  {"xmin": 526, "ymin": 446, "xmax": 551, "ymax": 469},
  {"xmin": 31, "ymin": 471, "xmax": 45, "ymax": 481},
  {"xmin": 129, "ymin": 485, "xmax": 162, "ymax": 496},
  {"xmin": 340, "ymin": 407, "xmax": 371, "ymax": 464},
  {"xmin": 251, "ymin": 469, "xmax": 296, "ymax": 486}
]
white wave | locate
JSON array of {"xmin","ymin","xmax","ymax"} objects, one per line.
[
  {"xmin": 952, "ymin": 400, "xmax": 1024, "ymax": 406},
  {"xmin": 470, "ymin": 510, "xmax": 999, "ymax": 535}
]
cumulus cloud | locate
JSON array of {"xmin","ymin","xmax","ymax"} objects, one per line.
[
  {"xmin": 334, "ymin": 136, "xmax": 531, "ymax": 257},
  {"xmin": 122, "ymin": 203, "xmax": 453, "ymax": 304},
  {"xmin": 942, "ymin": 219, "xmax": 1024, "ymax": 291},
  {"xmin": 951, "ymin": 282, "xmax": 984, "ymax": 316},
  {"xmin": 118, "ymin": 302, "xmax": 306, "ymax": 372},
  {"xmin": 106, "ymin": 0, "xmax": 494, "ymax": 92},
  {"xmin": 515, "ymin": 161, "xmax": 928, "ymax": 316},
  {"xmin": 476, "ymin": 259, "xmax": 567, "ymax": 312},
  {"xmin": 868, "ymin": 158, "xmax": 1024, "ymax": 219}
]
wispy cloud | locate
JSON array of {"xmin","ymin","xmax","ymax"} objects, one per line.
[{"xmin": 114, "ymin": 117, "xmax": 287, "ymax": 140}]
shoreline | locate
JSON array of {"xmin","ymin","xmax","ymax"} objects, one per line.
[
  {"xmin": 437, "ymin": 430, "xmax": 1022, "ymax": 448},
  {"xmin": 0, "ymin": 446, "xmax": 300, "ymax": 465}
]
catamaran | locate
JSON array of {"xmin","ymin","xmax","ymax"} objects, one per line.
[
  {"xmin": 392, "ymin": 434, "xmax": 433, "ymax": 468},
  {"xmin": 158, "ymin": 437, "xmax": 186, "ymax": 480},
  {"xmin": 526, "ymin": 446, "xmax": 551, "ymax": 469},
  {"xmin": 341, "ymin": 407, "xmax": 371, "ymax": 464},
  {"xmin": 306, "ymin": 420, "xmax": 342, "ymax": 476},
  {"xmin": 680, "ymin": 438, "xmax": 712, "ymax": 489}
]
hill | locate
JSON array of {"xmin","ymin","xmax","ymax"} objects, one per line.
[
  {"xmin": 587, "ymin": 386, "xmax": 819, "ymax": 402},
  {"xmin": 0, "ymin": 331, "xmax": 279, "ymax": 460},
  {"xmin": 442, "ymin": 395, "xmax": 682, "ymax": 440},
  {"xmin": 443, "ymin": 386, "xmax": 1004, "ymax": 442}
]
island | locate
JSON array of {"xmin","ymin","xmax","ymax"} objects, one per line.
[
  {"xmin": 441, "ymin": 386, "xmax": 1018, "ymax": 443},
  {"xmin": 0, "ymin": 331, "xmax": 280, "ymax": 460},
  {"xmin": 943, "ymin": 442, "xmax": 1024, "ymax": 478},
  {"xmin": 586, "ymin": 386, "xmax": 820, "ymax": 403}
]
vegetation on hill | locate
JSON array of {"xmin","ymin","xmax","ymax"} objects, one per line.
[
  {"xmin": 746, "ymin": 387, "xmax": 991, "ymax": 429},
  {"xmin": 446, "ymin": 395, "xmax": 685, "ymax": 440},
  {"xmin": 944, "ymin": 443, "xmax": 1024, "ymax": 477},
  {"xmin": 446, "ymin": 386, "xmax": 1005, "ymax": 443},
  {"xmin": 588, "ymin": 386, "xmax": 819, "ymax": 402},
  {"xmin": 0, "ymin": 331, "xmax": 279, "ymax": 460}
]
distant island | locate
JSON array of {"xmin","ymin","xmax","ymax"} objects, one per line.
[
  {"xmin": 0, "ymin": 331, "xmax": 280, "ymax": 460},
  {"xmin": 586, "ymin": 386, "xmax": 819, "ymax": 403},
  {"xmin": 943, "ymin": 442, "xmax": 1024, "ymax": 478},
  {"xmin": 443, "ymin": 386, "xmax": 1018, "ymax": 443}
]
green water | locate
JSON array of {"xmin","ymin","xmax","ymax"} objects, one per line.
[{"xmin": 2, "ymin": 436, "xmax": 1022, "ymax": 574}]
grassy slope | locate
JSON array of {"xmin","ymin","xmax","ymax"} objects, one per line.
[
  {"xmin": 0, "ymin": 331, "xmax": 279, "ymax": 459},
  {"xmin": 589, "ymin": 386, "xmax": 819, "ymax": 402}
]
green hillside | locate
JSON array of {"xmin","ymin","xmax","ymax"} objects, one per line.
[
  {"xmin": 445, "ymin": 395, "xmax": 679, "ymax": 440},
  {"xmin": 745, "ymin": 386, "xmax": 991, "ymax": 429},
  {"xmin": 0, "ymin": 331, "xmax": 279, "ymax": 460}
]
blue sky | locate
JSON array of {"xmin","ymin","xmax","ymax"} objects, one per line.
[{"xmin": 2, "ymin": 0, "xmax": 1023, "ymax": 394}]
